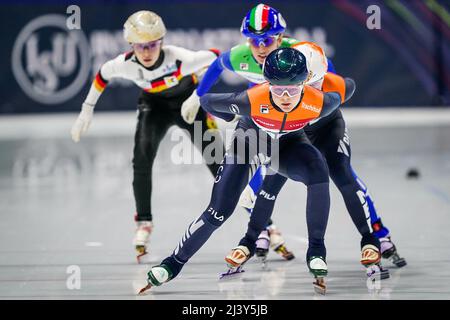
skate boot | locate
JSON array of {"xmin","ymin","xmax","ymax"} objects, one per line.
[
  {"xmin": 220, "ymin": 246, "xmax": 250, "ymax": 279},
  {"xmin": 138, "ymin": 263, "xmax": 173, "ymax": 294},
  {"xmin": 255, "ymin": 230, "xmax": 270, "ymax": 266},
  {"xmin": 268, "ymin": 225, "xmax": 295, "ymax": 260},
  {"xmin": 133, "ymin": 220, "xmax": 153, "ymax": 263},
  {"xmin": 380, "ymin": 237, "xmax": 407, "ymax": 267},
  {"xmin": 361, "ymin": 244, "xmax": 390, "ymax": 280},
  {"xmin": 307, "ymin": 256, "xmax": 327, "ymax": 295}
]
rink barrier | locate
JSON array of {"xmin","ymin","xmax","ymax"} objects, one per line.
[{"xmin": 0, "ymin": 108, "xmax": 450, "ymax": 140}]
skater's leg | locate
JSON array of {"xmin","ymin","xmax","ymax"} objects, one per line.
[
  {"xmin": 237, "ymin": 162, "xmax": 294, "ymax": 259},
  {"xmin": 275, "ymin": 138, "xmax": 330, "ymax": 293},
  {"xmin": 350, "ymin": 169, "xmax": 390, "ymax": 238},
  {"xmin": 314, "ymin": 117, "xmax": 380, "ymax": 252},
  {"xmin": 352, "ymin": 170, "xmax": 406, "ymax": 266},
  {"xmin": 311, "ymin": 114, "xmax": 392, "ymax": 275},
  {"xmin": 154, "ymin": 155, "xmax": 251, "ymax": 281},
  {"xmin": 257, "ymin": 173, "xmax": 295, "ymax": 260},
  {"xmin": 133, "ymin": 101, "xmax": 172, "ymax": 222},
  {"xmin": 239, "ymin": 172, "xmax": 287, "ymax": 253},
  {"xmin": 277, "ymin": 138, "xmax": 331, "ymax": 260},
  {"xmin": 132, "ymin": 101, "xmax": 173, "ymax": 261}
]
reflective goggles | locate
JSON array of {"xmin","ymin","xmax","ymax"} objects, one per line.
[
  {"xmin": 269, "ymin": 85, "xmax": 304, "ymax": 97},
  {"xmin": 132, "ymin": 39, "xmax": 162, "ymax": 52},
  {"xmin": 248, "ymin": 35, "xmax": 278, "ymax": 48}
]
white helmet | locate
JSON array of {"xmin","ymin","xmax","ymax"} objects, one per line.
[
  {"xmin": 293, "ymin": 42, "xmax": 328, "ymax": 86},
  {"xmin": 123, "ymin": 10, "xmax": 166, "ymax": 43}
]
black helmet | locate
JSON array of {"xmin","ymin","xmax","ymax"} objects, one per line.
[{"xmin": 263, "ymin": 48, "xmax": 309, "ymax": 85}]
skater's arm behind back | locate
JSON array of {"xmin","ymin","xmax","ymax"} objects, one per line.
[
  {"xmin": 320, "ymin": 92, "xmax": 342, "ymax": 118},
  {"xmin": 343, "ymin": 78, "xmax": 356, "ymax": 103}
]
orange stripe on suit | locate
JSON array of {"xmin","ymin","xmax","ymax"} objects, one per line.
[
  {"xmin": 322, "ymin": 73, "xmax": 346, "ymax": 103},
  {"xmin": 93, "ymin": 73, "xmax": 107, "ymax": 92},
  {"xmin": 247, "ymin": 83, "xmax": 324, "ymax": 134}
]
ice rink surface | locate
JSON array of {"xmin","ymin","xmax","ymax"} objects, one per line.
[{"xmin": 0, "ymin": 108, "xmax": 450, "ymax": 300}]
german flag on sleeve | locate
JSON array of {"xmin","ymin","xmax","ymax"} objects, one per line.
[{"xmin": 93, "ymin": 71, "xmax": 108, "ymax": 92}]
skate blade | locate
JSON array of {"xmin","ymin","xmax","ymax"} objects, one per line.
[
  {"xmin": 366, "ymin": 265, "xmax": 390, "ymax": 280},
  {"xmin": 219, "ymin": 267, "xmax": 245, "ymax": 280},
  {"xmin": 136, "ymin": 251, "xmax": 148, "ymax": 264},
  {"xmin": 313, "ymin": 278, "xmax": 326, "ymax": 295},
  {"xmin": 260, "ymin": 259, "xmax": 268, "ymax": 270},
  {"xmin": 392, "ymin": 257, "xmax": 407, "ymax": 268},
  {"xmin": 136, "ymin": 245, "xmax": 148, "ymax": 264},
  {"xmin": 137, "ymin": 283, "xmax": 152, "ymax": 295},
  {"xmin": 257, "ymin": 254, "xmax": 267, "ymax": 262},
  {"xmin": 255, "ymin": 249, "xmax": 268, "ymax": 258},
  {"xmin": 282, "ymin": 252, "xmax": 295, "ymax": 261},
  {"xmin": 274, "ymin": 245, "xmax": 295, "ymax": 261},
  {"xmin": 380, "ymin": 268, "xmax": 390, "ymax": 280}
]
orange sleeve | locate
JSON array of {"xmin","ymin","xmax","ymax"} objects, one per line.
[
  {"xmin": 322, "ymin": 73, "xmax": 346, "ymax": 103},
  {"xmin": 301, "ymin": 86, "xmax": 325, "ymax": 112}
]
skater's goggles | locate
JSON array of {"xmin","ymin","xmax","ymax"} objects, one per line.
[
  {"xmin": 248, "ymin": 35, "xmax": 279, "ymax": 48},
  {"xmin": 269, "ymin": 85, "xmax": 304, "ymax": 97},
  {"xmin": 132, "ymin": 39, "xmax": 162, "ymax": 52}
]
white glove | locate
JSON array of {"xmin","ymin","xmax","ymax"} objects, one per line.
[
  {"xmin": 181, "ymin": 90, "xmax": 200, "ymax": 124},
  {"xmin": 71, "ymin": 102, "xmax": 94, "ymax": 142},
  {"xmin": 238, "ymin": 185, "xmax": 257, "ymax": 209},
  {"xmin": 230, "ymin": 114, "xmax": 241, "ymax": 123}
]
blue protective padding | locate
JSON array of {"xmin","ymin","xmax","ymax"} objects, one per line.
[
  {"xmin": 248, "ymin": 166, "xmax": 265, "ymax": 193},
  {"xmin": 351, "ymin": 167, "xmax": 390, "ymax": 238},
  {"xmin": 327, "ymin": 58, "xmax": 336, "ymax": 74},
  {"xmin": 196, "ymin": 51, "xmax": 233, "ymax": 97},
  {"xmin": 243, "ymin": 166, "xmax": 265, "ymax": 216}
]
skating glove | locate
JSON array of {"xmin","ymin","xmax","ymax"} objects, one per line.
[
  {"xmin": 71, "ymin": 102, "xmax": 94, "ymax": 142},
  {"xmin": 181, "ymin": 90, "xmax": 200, "ymax": 124},
  {"xmin": 238, "ymin": 185, "xmax": 257, "ymax": 209}
]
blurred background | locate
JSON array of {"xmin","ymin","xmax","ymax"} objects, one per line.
[{"xmin": 1, "ymin": 0, "xmax": 449, "ymax": 113}]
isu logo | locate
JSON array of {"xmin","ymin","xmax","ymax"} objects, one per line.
[
  {"xmin": 301, "ymin": 103, "xmax": 321, "ymax": 113},
  {"xmin": 12, "ymin": 14, "xmax": 91, "ymax": 104}
]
